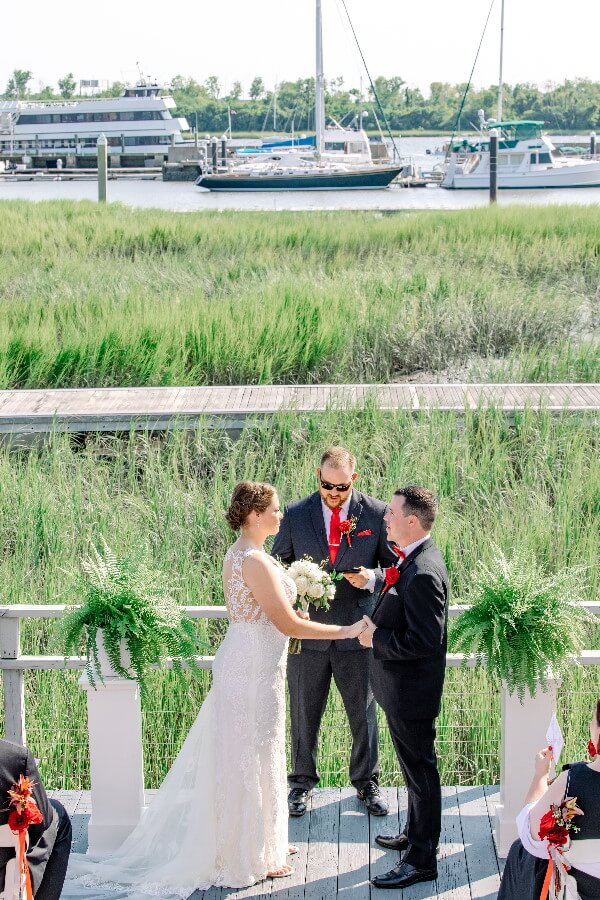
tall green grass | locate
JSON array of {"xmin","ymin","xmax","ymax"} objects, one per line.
[
  {"xmin": 0, "ymin": 408, "xmax": 598, "ymax": 788},
  {"xmin": 0, "ymin": 201, "xmax": 598, "ymax": 387}
]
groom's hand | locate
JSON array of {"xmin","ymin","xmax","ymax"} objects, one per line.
[
  {"xmin": 343, "ymin": 566, "xmax": 371, "ymax": 589},
  {"xmin": 357, "ymin": 615, "xmax": 377, "ymax": 648}
]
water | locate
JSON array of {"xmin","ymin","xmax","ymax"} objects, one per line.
[{"xmin": 2, "ymin": 136, "xmax": 599, "ymax": 212}]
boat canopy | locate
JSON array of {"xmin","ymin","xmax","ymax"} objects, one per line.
[{"xmin": 492, "ymin": 121, "xmax": 545, "ymax": 139}]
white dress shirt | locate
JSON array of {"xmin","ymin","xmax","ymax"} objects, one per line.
[{"xmin": 321, "ymin": 493, "xmax": 377, "ymax": 592}]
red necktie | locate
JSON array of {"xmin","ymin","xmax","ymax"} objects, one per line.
[
  {"xmin": 329, "ymin": 507, "xmax": 342, "ymax": 565},
  {"xmin": 392, "ymin": 544, "xmax": 406, "ymax": 562}
]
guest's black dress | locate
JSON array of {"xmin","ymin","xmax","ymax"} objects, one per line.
[{"xmin": 498, "ymin": 762, "xmax": 600, "ymax": 900}]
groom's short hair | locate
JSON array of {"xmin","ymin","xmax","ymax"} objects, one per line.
[
  {"xmin": 394, "ymin": 486, "xmax": 438, "ymax": 530},
  {"xmin": 320, "ymin": 446, "xmax": 356, "ymax": 471}
]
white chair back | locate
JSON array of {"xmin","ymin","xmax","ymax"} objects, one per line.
[{"xmin": 0, "ymin": 823, "xmax": 27, "ymax": 900}]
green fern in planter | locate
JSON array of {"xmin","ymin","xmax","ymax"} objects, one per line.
[
  {"xmin": 62, "ymin": 540, "xmax": 204, "ymax": 698},
  {"xmin": 449, "ymin": 546, "xmax": 594, "ymax": 700}
]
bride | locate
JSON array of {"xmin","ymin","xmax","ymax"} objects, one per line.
[{"xmin": 64, "ymin": 480, "xmax": 367, "ymax": 898}]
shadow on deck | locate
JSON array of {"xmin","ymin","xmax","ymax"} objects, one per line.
[{"xmin": 51, "ymin": 785, "xmax": 504, "ymax": 899}]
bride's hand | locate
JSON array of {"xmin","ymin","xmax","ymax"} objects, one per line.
[
  {"xmin": 295, "ymin": 608, "xmax": 310, "ymax": 620},
  {"xmin": 345, "ymin": 619, "xmax": 368, "ymax": 639}
]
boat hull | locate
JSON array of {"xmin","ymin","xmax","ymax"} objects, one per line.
[
  {"xmin": 196, "ymin": 166, "xmax": 402, "ymax": 191},
  {"xmin": 443, "ymin": 163, "xmax": 600, "ymax": 190}
]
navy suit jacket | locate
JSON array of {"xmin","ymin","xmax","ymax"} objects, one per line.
[{"xmin": 272, "ymin": 490, "xmax": 396, "ymax": 650}]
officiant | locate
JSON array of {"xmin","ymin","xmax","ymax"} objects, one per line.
[{"xmin": 272, "ymin": 446, "xmax": 396, "ymax": 818}]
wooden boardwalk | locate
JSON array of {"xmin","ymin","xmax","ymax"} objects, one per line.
[
  {"xmin": 0, "ymin": 383, "xmax": 598, "ymax": 434},
  {"xmin": 54, "ymin": 785, "xmax": 503, "ymax": 899}
]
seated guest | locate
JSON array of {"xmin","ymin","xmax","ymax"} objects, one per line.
[
  {"xmin": 0, "ymin": 738, "xmax": 72, "ymax": 899},
  {"xmin": 498, "ymin": 699, "xmax": 600, "ymax": 899}
]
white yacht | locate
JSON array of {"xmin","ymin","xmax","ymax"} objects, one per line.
[
  {"xmin": 0, "ymin": 81, "xmax": 189, "ymax": 167},
  {"xmin": 441, "ymin": 120, "xmax": 600, "ymax": 189}
]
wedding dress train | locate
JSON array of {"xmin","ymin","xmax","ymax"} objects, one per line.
[{"xmin": 64, "ymin": 547, "xmax": 295, "ymax": 898}]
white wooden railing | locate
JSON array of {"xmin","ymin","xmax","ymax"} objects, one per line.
[{"xmin": 1, "ymin": 603, "xmax": 599, "ymax": 855}]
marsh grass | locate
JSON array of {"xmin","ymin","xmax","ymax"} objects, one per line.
[
  {"xmin": 1, "ymin": 202, "xmax": 598, "ymax": 387},
  {"xmin": 0, "ymin": 407, "xmax": 598, "ymax": 788}
]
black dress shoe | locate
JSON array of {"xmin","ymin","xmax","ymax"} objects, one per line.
[
  {"xmin": 376, "ymin": 833, "xmax": 441, "ymax": 853},
  {"xmin": 371, "ymin": 860, "xmax": 437, "ymax": 889},
  {"xmin": 356, "ymin": 782, "xmax": 389, "ymax": 816},
  {"xmin": 375, "ymin": 832, "xmax": 409, "ymax": 850},
  {"xmin": 288, "ymin": 788, "xmax": 311, "ymax": 817}
]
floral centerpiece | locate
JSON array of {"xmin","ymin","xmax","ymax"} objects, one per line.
[
  {"xmin": 62, "ymin": 539, "xmax": 204, "ymax": 698},
  {"xmin": 287, "ymin": 557, "xmax": 337, "ymax": 655}
]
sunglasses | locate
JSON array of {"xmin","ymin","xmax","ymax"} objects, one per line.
[{"xmin": 319, "ymin": 478, "xmax": 352, "ymax": 492}]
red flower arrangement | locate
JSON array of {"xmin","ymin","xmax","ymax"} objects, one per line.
[
  {"xmin": 339, "ymin": 517, "xmax": 357, "ymax": 548},
  {"xmin": 383, "ymin": 566, "xmax": 400, "ymax": 593},
  {"xmin": 538, "ymin": 797, "xmax": 582, "ymax": 900},
  {"xmin": 538, "ymin": 796, "xmax": 581, "ymax": 847},
  {"xmin": 4, "ymin": 774, "xmax": 43, "ymax": 900}
]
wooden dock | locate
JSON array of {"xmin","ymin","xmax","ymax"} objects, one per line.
[
  {"xmin": 55, "ymin": 785, "xmax": 503, "ymax": 899},
  {"xmin": 0, "ymin": 383, "xmax": 598, "ymax": 435}
]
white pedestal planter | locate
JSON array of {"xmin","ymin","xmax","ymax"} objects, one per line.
[
  {"xmin": 80, "ymin": 632, "xmax": 144, "ymax": 855},
  {"xmin": 94, "ymin": 632, "xmax": 132, "ymax": 680},
  {"xmin": 494, "ymin": 678, "xmax": 558, "ymax": 857}
]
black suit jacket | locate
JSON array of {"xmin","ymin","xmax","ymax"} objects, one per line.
[
  {"xmin": 0, "ymin": 740, "xmax": 58, "ymax": 894},
  {"xmin": 371, "ymin": 538, "xmax": 449, "ymax": 719},
  {"xmin": 272, "ymin": 490, "xmax": 396, "ymax": 650}
]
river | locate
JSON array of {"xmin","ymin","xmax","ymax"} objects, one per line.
[{"xmin": 2, "ymin": 136, "xmax": 599, "ymax": 212}]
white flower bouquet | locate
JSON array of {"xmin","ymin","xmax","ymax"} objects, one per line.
[{"xmin": 287, "ymin": 557, "xmax": 337, "ymax": 654}]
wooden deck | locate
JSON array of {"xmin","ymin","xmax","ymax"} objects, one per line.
[
  {"xmin": 0, "ymin": 383, "xmax": 598, "ymax": 434},
  {"xmin": 54, "ymin": 785, "xmax": 503, "ymax": 899}
]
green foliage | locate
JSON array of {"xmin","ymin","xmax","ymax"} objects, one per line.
[
  {"xmin": 62, "ymin": 540, "xmax": 203, "ymax": 698},
  {"xmin": 449, "ymin": 547, "xmax": 595, "ymax": 700},
  {"xmin": 0, "ymin": 202, "xmax": 598, "ymax": 388}
]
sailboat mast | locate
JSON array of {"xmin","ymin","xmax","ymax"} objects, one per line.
[
  {"xmin": 497, "ymin": 0, "xmax": 505, "ymax": 122},
  {"xmin": 315, "ymin": 0, "xmax": 325, "ymax": 157}
]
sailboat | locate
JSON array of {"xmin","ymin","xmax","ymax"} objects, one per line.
[
  {"xmin": 441, "ymin": 0, "xmax": 600, "ymax": 189},
  {"xmin": 196, "ymin": 0, "xmax": 403, "ymax": 192}
]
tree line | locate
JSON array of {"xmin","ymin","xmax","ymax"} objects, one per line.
[{"xmin": 3, "ymin": 70, "xmax": 600, "ymax": 133}]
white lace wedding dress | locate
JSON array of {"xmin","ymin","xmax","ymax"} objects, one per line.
[{"xmin": 64, "ymin": 546, "xmax": 296, "ymax": 899}]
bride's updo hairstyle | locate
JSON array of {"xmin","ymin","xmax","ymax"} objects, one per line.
[{"xmin": 226, "ymin": 481, "xmax": 276, "ymax": 531}]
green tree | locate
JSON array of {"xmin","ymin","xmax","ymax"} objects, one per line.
[
  {"xmin": 205, "ymin": 76, "xmax": 221, "ymax": 99},
  {"xmin": 249, "ymin": 77, "xmax": 265, "ymax": 100},
  {"xmin": 58, "ymin": 73, "xmax": 77, "ymax": 99},
  {"xmin": 4, "ymin": 69, "xmax": 32, "ymax": 99},
  {"xmin": 228, "ymin": 80, "xmax": 242, "ymax": 101}
]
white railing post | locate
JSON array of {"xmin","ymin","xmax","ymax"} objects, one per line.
[
  {"xmin": 0, "ymin": 617, "xmax": 25, "ymax": 745},
  {"xmin": 80, "ymin": 672, "xmax": 145, "ymax": 854},
  {"xmin": 494, "ymin": 678, "xmax": 558, "ymax": 856}
]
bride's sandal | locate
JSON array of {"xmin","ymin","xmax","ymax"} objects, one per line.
[
  {"xmin": 288, "ymin": 845, "xmax": 299, "ymax": 856},
  {"xmin": 267, "ymin": 864, "xmax": 294, "ymax": 879}
]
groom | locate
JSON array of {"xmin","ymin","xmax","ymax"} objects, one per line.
[
  {"xmin": 359, "ymin": 485, "xmax": 449, "ymax": 890},
  {"xmin": 273, "ymin": 446, "xmax": 396, "ymax": 817}
]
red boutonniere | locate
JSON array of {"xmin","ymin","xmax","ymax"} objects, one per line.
[
  {"xmin": 339, "ymin": 517, "xmax": 357, "ymax": 547},
  {"xmin": 356, "ymin": 529, "xmax": 372, "ymax": 537},
  {"xmin": 4, "ymin": 774, "xmax": 43, "ymax": 900},
  {"xmin": 383, "ymin": 566, "xmax": 400, "ymax": 591}
]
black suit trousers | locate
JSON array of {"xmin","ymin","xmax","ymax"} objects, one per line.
[
  {"xmin": 287, "ymin": 645, "xmax": 379, "ymax": 791},
  {"xmin": 385, "ymin": 711, "xmax": 440, "ymax": 868}
]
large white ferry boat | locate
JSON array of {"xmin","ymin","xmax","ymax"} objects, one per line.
[{"xmin": 0, "ymin": 81, "xmax": 189, "ymax": 167}]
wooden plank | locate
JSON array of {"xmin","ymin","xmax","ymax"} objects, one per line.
[
  {"xmin": 278, "ymin": 790, "xmax": 313, "ymax": 900},
  {"xmin": 456, "ymin": 785, "xmax": 500, "ymax": 899},
  {"xmin": 369, "ymin": 786, "xmax": 400, "ymax": 892},
  {"xmin": 437, "ymin": 786, "xmax": 471, "ymax": 900},
  {"xmin": 482, "ymin": 786, "xmax": 505, "ymax": 875},
  {"xmin": 337, "ymin": 787, "xmax": 370, "ymax": 898},
  {"xmin": 304, "ymin": 787, "xmax": 340, "ymax": 900},
  {"xmin": 71, "ymin": 790, "xmax": 92, "ymax": 854}
]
